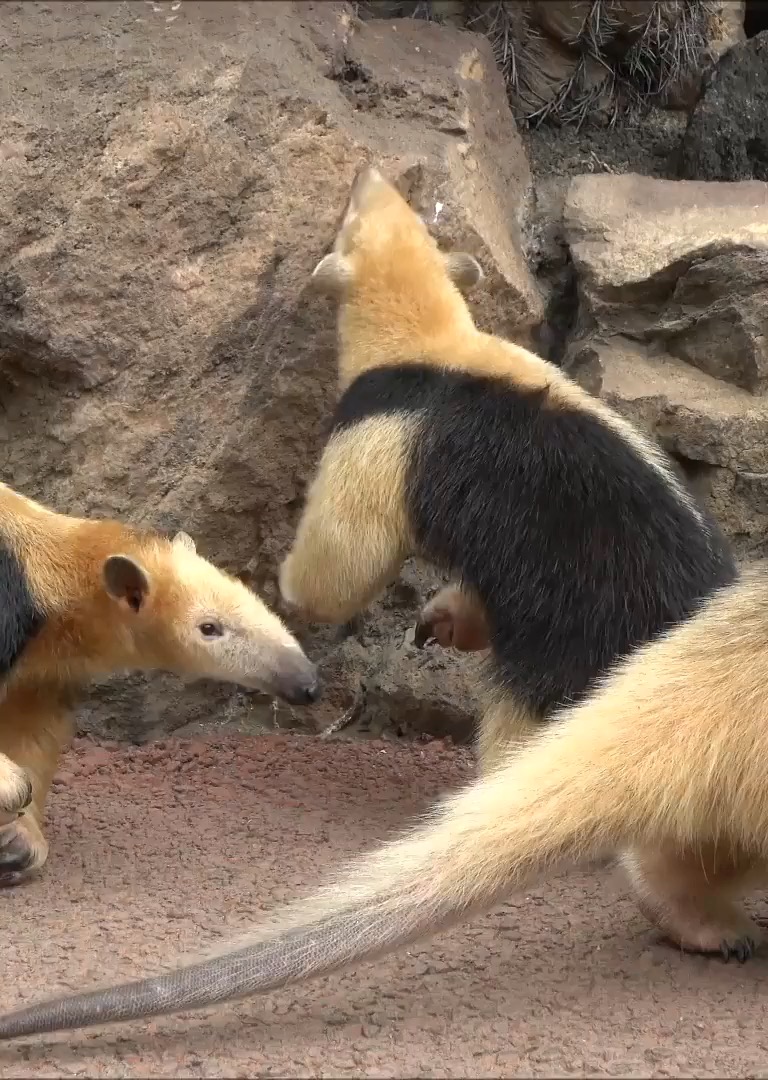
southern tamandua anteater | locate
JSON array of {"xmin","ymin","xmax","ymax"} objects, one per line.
[
  {"xmin": 0, "ymin": 481, "xmax": 319, "ymax": 886},
  {"xmin": 277, "ymin": 163, "xmax": 736, "ymax": 770},
  {"xmin": 1, "ymin": 560, "xmax": 767, "ymax": 1039}
]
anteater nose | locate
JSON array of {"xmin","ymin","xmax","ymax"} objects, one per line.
[
  {"xmin": 279, "ymin": 666, "xmax": 321, "ymax": 706},
  {"xmin": 298, "ymin": 677, "xmax": 321, "ymax": 705}
]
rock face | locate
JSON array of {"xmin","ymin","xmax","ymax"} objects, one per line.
[
  {"xmin": 0, "ymin": 0, "xmax": 539, "ymax": 742},
  {"xmin": 679, "ymin": 31, "xmax": 768, "ymax": 181},
  {"xmin": 360, "ymin": 1, "xmax": 747, "ymax": 123},
  {"xmin": 566, "ymin": 174, "xmax": 768, "ymax": 392},
  {"xmin": 563, "ymin": 172, "xmax": 768, "ymax": 556}
]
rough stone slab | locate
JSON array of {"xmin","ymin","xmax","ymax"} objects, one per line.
[
  {"xmin": 336, "ymin": 13, "xmax": 543, "ymax": 340},
  {"xmin": 0, "ymin": 0, "xmax": 537, "ymax": 739},
  {"xmin": 565, "ymin": 173, "xmax": 768, "ymax": 298},
  {"xmin": 680, "ymin": 29, "xmax": 768, "ymax": 182},
  {"xmin": 564, "ymin": 173, "xmax": 768, "ymax": 393},
  {"xmin": 595, "ymin": 339, "xmax": 768, "ymax": 555}
]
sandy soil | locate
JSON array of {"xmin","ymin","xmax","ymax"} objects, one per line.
[{"xmin": 1, "ymin": 733, "xmax": 768, "ymax": 1079}]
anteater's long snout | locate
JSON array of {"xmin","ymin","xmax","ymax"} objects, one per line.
[{"xmin": 267, "ymin": 646, "xmax": 321, "ymax": 705}]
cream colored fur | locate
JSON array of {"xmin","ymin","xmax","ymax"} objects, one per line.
[{"xmin": 279, "ymin": 417, "xmax": 414, "ymax": 623}]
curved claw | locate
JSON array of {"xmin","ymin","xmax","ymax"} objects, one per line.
[
  {"xmin": 413, "ymin": 619, "xmax": 436, "ymax": 650},
  {"xmin": 720, "ymin": 936, "xmax": 758, "ymax": 964}
]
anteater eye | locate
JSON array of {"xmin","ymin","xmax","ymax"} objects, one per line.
[{"xmin": 199, "ymin": 621, "xmax": 223, "ymax": 638}]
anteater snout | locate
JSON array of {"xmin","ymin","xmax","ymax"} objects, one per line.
[
  {"xmin": 285, "ymin": 677, "xmax": 321, "ymax": 705},
  {"xmin": 273, "ymin": 655, "xmax": 321, "ymax": 706}
]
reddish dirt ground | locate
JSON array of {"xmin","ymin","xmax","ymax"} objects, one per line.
[{"xmin": 1, "ymin": 733, "xmax": 768, "ymax": 1078}]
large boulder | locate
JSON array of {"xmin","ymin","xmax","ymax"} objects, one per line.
[
  {"xmin": 565, "ymin": 173, "xmax": 768, "ymax": 392},
  {"xmin": 0, "ymin": 0, "xmax": 539, "ymax": 741},
  {"xmin": 679, "ymin": 31, "xmax": 768, "ymax": 181},
  {"xmin": 360, "ymin": 1, "xmax": 746, "ymax": 122},
  {"xmin": 562, "ymin": 172, "xmax": 768, "ymax": 556}
]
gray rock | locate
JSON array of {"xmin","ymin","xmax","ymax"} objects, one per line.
[
  {"xmin": 598, "ymin": 341, "xmax": 768, "ymax": 557},
  {"xmin": 562, "ymin": 171, "xmax": 768, "ymax": 556},
  {"xmin": 680, "ymin": 31, "xmax": 768, "ymax": 182},
  {"xmin": 564, "ymin": 173, "xmax": 768, "ymax": 393},
  {"xmin": 350, "ymin": 641, "xmax": 482, "ymax": 745}
]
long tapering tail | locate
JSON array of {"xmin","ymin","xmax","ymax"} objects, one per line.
[{"xmin": 0, "ymin": 711, "xmax": 633, "ymax": 1042}]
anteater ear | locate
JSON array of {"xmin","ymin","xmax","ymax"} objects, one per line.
[
  {"xmin": 172, "ymin": 530, "xmax": 196, "ymax": 553},
  {"xmin": 103, "ymin": 555, "xmax": 151, "ymax": 614},
  {"xmin": 310, "ymin": 252, "xmax": 353, "ymax": 296},
  {"xmin": 442, "ymin": 251, "xmax": 484, "ymax": 292}
]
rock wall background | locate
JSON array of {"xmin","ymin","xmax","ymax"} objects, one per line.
[
  {"xmin": 1, "ymin": 0, "xmax": 766, "ymax": 747},
  {"xmin": 360, "ymin": 1, "xmax": 747, "ymax": 122}
]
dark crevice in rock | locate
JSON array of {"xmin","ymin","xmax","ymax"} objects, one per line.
[
  {"xmin": 525, "ymin": 179, "xmax": 583, "ymax": 369},
  {"xmin": 531, "ymin": 250, "xmax": 579, "ymax": 368},
  {"xmin": 665, "ymin": 451, "xmax": 721, "ymax": 503},
  {"xmin": 679, "ymin": 29, "xmax": 768, "ymax": 181},
  {"xmin": 744, "ymin": 0, "xmax": 768, "ymax": 38},
  {"xmin": 331, "ymin": 57, "xmax": 372, "ymax": 84},
  {"xmin": 526, "ymin": 201, "xmax": 603, "ymax": 393}
]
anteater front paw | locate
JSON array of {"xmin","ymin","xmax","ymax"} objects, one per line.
[{"xmin": 0, "ymin": 814, "xmax": 48, "ymax": 887}]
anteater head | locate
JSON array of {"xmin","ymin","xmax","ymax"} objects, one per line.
[
  {"xmin": 99, "ymin": 530, "xmax": 320, "ymax": 706},
  {"xmin": 309, "ymin": 165, "xmax": 484, "ymax": 381}
]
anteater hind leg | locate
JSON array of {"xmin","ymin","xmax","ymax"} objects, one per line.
[
  {"xmin": 476, "ymin": 694, "xmax": 542, "ymax": 776},
  {"xmin": 623, "ymin": 842, "xmax": 765, "ymax": 962},
  {"xmin": 413, "ymin": 591, "xmax": 541, "ymax": 774},
  {"xmin": 0, "ymin": 685, "xmax": 74, "ymax": 886},
  {"xmin": 414, "ymin": 583, "xmax": 491, "ymax": 651}
]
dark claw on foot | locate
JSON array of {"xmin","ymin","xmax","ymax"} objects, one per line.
[
  {"xmin": 334, "ymin": 616, "xmax": 364, "ymax": 644},
  {"xmin": 0, "ymin": 870, "xmax": 31, "ymax": 888},
  {"xmin": 720, "ymin": 937, "xmax": 757, "ymax": 963},
  {"xmin": 413, "ymin": 621, "xmax": 436, "ymax": 649},
  {"xmin": 0, "ymin": 827, "xmax": 36, "ymax": 874}
]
